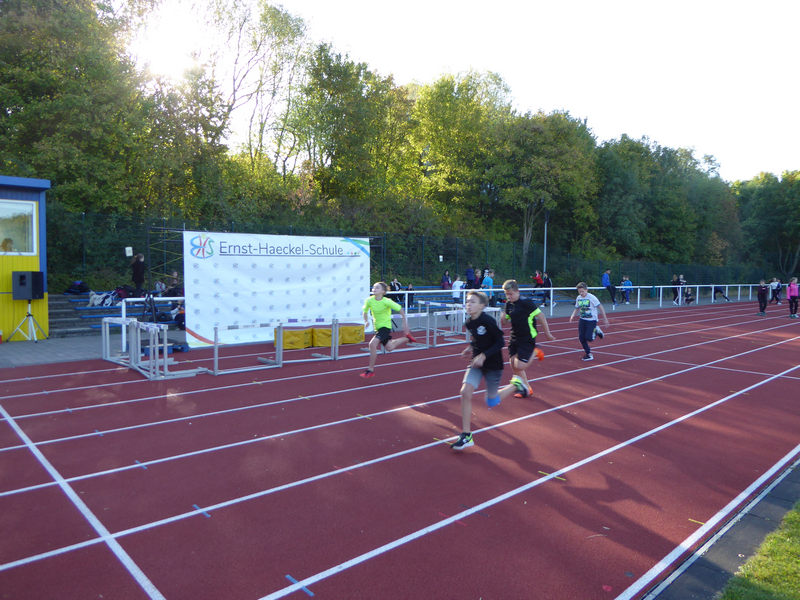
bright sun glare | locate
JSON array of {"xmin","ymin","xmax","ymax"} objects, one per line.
[{"xmin": 129, "ymin": 2, "xmax": 201, "ymax": 80}]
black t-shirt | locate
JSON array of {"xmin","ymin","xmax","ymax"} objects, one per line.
[
  {"xmin": 504, "ymin": 297, "xmax": 540, "ymax": 343},
  {"xmin": 465, "ymin": 312, "xmax": 504, "ymax": 371}
]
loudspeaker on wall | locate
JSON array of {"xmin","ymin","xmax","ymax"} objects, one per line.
[{"xmin": 12, "ymin": 271, "xmax": 45, "ymax": 301}]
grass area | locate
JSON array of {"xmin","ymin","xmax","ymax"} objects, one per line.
[{"xmin": 719, "ymin": 500, "xmax": 800, "ymax": 600}]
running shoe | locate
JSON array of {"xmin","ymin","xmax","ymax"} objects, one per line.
[
  {"xmin": 514, "ymin": 386, "xmax": 533, "ymax": 398},
  {"xmin": 582, "ymin": 353, "xmax": 593, "ymax": 361},
  {"xmin": 534, "ymin": 348, "xmax": 545, "ymax": 361},
  {"xmin": 406, "ymin": 333, "xmax": 418, "ymax": 344},
  {"xmin": 450, "ymin": 432, "xmax": 474, "ymax": 450},
  {"xmin": 360, "ymin": 370, "xmax": 375, "ymax": 378},
  {"xmin": 485, "ymin": 395, "xmax": 502, "ymax": 408},
  {"xmin": 510, "ymin": 375, "xmax": 528, "ymax": 397},
  {"xmin": 594, "ymin": 326, "xmax": 604, "ymax": 340}
]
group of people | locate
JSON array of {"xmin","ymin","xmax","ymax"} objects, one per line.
[
  {"xmin": 531, "ymin": 270, "xmax": 555, "ymax": 307},
  {"xmin": 757, "ymin": 277, "xmax": 799, "ymax": 317},
  {"xmin": 441, "ymin": 267, "xmax": 498, "ymax": 306},
  {"xmin": 360, "ymin": 276, "xmax": 612, "ymax": 451},
  {"xmin": 601, "ymin": 269, "xmax": 634, "ymax": 306}
]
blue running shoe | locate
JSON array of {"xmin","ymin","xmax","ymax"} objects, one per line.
[{"xmin": 485, "ymin": 395, "xmax": 501, "ymax": 408}]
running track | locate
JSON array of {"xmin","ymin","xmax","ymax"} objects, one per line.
[{"xmin": 1, "ymin": 303, "xmax": 799, "ymax": 599}]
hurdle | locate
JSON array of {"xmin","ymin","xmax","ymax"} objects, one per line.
[
  {"xmin": 102, "ymin": 317, "xmax": 209, "ymax": 380},
  {"xmin": 241, "ymin": 321, "xmax": 338, "ymax": 373}
]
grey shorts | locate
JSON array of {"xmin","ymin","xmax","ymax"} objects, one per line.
[{"xmin": 462, "ymin": 367, "xmax": 502, "ymax": 397}]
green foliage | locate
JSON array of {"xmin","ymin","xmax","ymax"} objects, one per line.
[
  {"xmin": 0, "ymin": 0, "xmax": 145, "ymax": 211},
  {"xmin": 737, "ymin": 171, "xmax": 800, "ymax": 278},
  {"xmin": 4, "ymin": 0, "xmax": 784, "ymax": 282},
  {"xmin": 719, "ymin": 502, "xmax": 800, "ymax": 600}
]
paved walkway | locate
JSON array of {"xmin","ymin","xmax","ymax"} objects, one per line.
[{"xmin": 0, "ymin": 297, "xmax": 797, "ymax": 600}]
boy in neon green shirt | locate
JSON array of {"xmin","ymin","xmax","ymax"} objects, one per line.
[{"xmin": 361, "ymin": 282, "xmax": 417, "ymax": 378}]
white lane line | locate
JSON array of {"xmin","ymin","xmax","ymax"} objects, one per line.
[
  {"xmin": 620, "ymin": 451, "xmax": 800, "ymax": 600},
  {"xmin": 4, "ymin": 310, "xmax": 790, "ymax": 425},
  {"xmin": 3, "ymin": 326, "xmax": 799, "ymax": 502},
  {"xmin": 0, "ymin": 403, "xmax": 166, "ymax": 599},
  {"xmin": 258, "ymin": 364, "xmax": 800, "ymax": 600},
  {"xmin": 3, "ymin": 336, "xmax": 799, "ymax": 574},
  {"xmin": 0, "ymin": 304, "xmax": 775, "ymax": 407}
]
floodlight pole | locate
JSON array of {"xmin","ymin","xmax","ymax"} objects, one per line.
[{"xmin": 541, "ymin": 197, "xmax": 549, "ymax": 274}]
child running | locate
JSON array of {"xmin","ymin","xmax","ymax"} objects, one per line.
[
  {"xmin": 450, "ymin": 291, "xmax": 530, "ymax": 450},
  {"xmin": 361, "ymin": 281, "xmax": 417, "ymax": 378},
  {"xmin": 502, "ymin": 280, "xmax": 556, "ymax": 397},
  {"xmin": 787, "ymin": 277, "xmax": 799, "ymax": 318},
  {"xmin": 569, "ymin": 282, "xmax": 610, "ymax": 361},
  {"xmin": 757, "ymin": 280, "xmax": 769, "ymax": 316}
]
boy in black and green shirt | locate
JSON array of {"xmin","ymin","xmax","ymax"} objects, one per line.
[{"xmin": 502, "ymin": 279, "xmax": 556, "ymax": 397}]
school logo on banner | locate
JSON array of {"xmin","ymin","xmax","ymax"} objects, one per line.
[{"xmin": 189, "ymin": 234, "xmax": 215, "ymax": 259}]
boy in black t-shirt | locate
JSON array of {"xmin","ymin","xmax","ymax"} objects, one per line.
[
  {"xmin": 503, "ymin": 280, "xmax": 556, "ymax": 397},
  {"xmin": 450, "ymin": 291, "xmax": 529, "ymax": 450}
]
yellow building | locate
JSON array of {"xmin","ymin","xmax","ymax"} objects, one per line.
[{"xmin": 0, "ymin": 176, "xmax": 50, "ymax": 342}]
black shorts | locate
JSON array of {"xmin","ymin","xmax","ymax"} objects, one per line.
[
  {"xmin": 508, "ymin": 340, "xmax": 535, "ymax": 363},
  {"xmin": 375, "ymin": 327, "xmax": 392, "ymax": 346}
]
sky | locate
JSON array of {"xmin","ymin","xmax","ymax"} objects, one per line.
[{"xmin": 133, "ymin": 0, "xmax": 799, "ymax": 183}]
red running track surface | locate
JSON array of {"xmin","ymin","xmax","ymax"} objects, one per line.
[{"xmin": 1, "ymin": 302, "xmax": 799, "ymax": 600}]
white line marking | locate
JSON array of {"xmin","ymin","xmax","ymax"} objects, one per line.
[
  {"xmin": 620, "ymin": 452, "xmax": 800, "ymax": 600},
  {"xmin": 2, "ymin": 325, "xmax": 798, "ymax": 501},
  {"xmin": 0, "ymin": 404, "xmax": 166, "ymax": 599},
  {"xmin": 258, "ymin": 364, "xmax": 800, "ymax": 600},
  {"xmin": 3, "ymin": 335, "xmax": 799, "ymax": 576}
]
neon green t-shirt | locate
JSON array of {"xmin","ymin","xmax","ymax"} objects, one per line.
[{"xmin": 364, "ymin": 296, "xmax": 402, "ymax": 330}]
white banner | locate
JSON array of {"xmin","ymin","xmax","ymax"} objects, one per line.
[{"xmin": 182, "ymin": 231, "xmax": 370, "ymax": 347}]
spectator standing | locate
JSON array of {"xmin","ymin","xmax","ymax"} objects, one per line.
[
  {"xmin": 406, "ymin": 284, "xmax": 415, "ymax": 307},
  {"xmin": 757, "ymin": 280, "xmax": 769, "ymax": 316},
  {"xmin": 621, "ymin": 275, "xmax": 633, "ymax": 304},
  {"xmin": 465, "ymin": 264, "xmax": 475, "ymax": 289},
  {"xmin": 786, "ymin": 277, "xmax": 799, "ymax": 318},
  {"xmin": 482, "ymin": 269, "xmax": 496, "ymax": 307},
  {"xmin": 130, "ymin": 253, "xmax": 146, "ymax": 297},
  {"xmin": 541, "ymin": 272, "xmax": 554, "ymax": 307},
  {"xmin": 451, "ymin": 275, "xmax": 465, "ymax": 304},
  {"xmin": 670, "ymin": 275, "xmax": 680, "ymax": 305},
  {"xmin": 769, "ymin": 278, "xmax": 781, "ymax": 304}
]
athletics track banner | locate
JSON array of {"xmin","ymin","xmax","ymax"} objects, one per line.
[{"xmin": 182, "ymin": 231, "xmax": 371, "ymax": 348}]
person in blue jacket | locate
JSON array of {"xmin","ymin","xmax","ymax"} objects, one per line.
[{"xmin": 602, "ymin": 268, "xmax": 618, "ymax": 306}]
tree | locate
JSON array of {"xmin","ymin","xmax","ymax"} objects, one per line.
[
  {"xmin": 0, "ymin": 0, "xmax": 147, "ymax": 212},
  {"xmin": 738, "ymin": 171, "xmax": 800, "ymax": 277},
  {"xmin": 488, "ymin": 110, "xmax": 598, "ymax": 269},
  {"xmin": 285, "ymin": 43, "xmax": 414, "ymax": 229},
  {"xmin": 595, "ymin": 136, "xmax": 651, "ymax": 258},
  {"xmin": 410, "ymin": 71, "xmax": 512, "ymax": 225}
]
